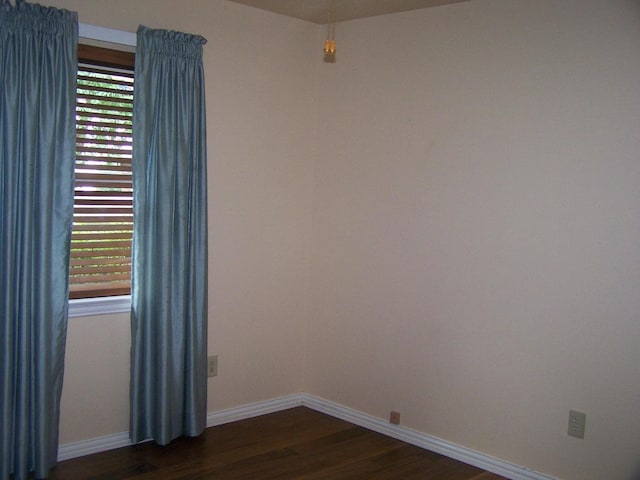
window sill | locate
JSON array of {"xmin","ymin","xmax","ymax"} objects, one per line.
[{"xmin": 68, "ymin": 295, "xmax": 131, "ymax": 318}]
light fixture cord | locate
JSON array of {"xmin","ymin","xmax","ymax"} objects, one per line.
[{"xmin": 327, "ymin": 0, "xmax": 336, "ymax": 41}]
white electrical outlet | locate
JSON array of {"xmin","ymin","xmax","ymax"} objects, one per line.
[
  {"xmin": 207, "ymin": 355, "xmax": 218, "ymax": 377},
  {"xmin": 568, "ymin": 410, "xmax": 586, "ymax": 439}
]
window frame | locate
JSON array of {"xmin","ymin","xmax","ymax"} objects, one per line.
[{"xmin": 69, "ymin": 24, "xmax": 136, "ymax": 318}]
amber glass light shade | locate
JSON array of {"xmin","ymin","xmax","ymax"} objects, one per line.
[{"xmin": 323, "ymin": 39, "xmax": 336, "ymax": 55}]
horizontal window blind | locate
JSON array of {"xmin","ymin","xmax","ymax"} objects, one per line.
[{"xmin": 70, "ymin": 53, "xmax": 134, "ymax": 299}]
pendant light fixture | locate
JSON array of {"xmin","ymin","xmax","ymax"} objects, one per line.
[{"xmin": 323, "ymin": 0, "xmax": 337, "ymax": 61}]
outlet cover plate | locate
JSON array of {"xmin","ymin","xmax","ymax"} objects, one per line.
[
  {"xmin": 390, "ymin": 411, "xmax": 401, "ymax": 425},
  {"xmin": 568, "ymin": 410, "xmax": 586, "ymax": 439},
  {"xmin": 207, "ymin": 355, "xmax": 218, "ymax": 377}
]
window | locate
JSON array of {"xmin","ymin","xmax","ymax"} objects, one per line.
[{"xmin": 70, "ymin": 45, "xmax": 135, "ymax": 299}]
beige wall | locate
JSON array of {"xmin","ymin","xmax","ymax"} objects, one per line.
[
  {"xmin": 44, "ymin": 0, "xmax": 318, "ymax": 444},
  {"xmin": 42, "ymin": 1, "xmax": 640, "ymax": 479},
  {"xmin": 308, "ymin": 1, "xmax": 640, "ymax": 480}
]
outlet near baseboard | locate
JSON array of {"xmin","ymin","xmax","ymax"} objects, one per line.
[{"xmin": 390, "ymin": 411, "xmax": 401, "ymax": 425}]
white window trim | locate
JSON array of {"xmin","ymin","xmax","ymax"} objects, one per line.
[
  {"xmin": 69, "ymin": 24, "xmax": 136, "ymax": 317},
  {"xmin": 79, "ymin": 23, "xmax": 136, "ymax": 47},
  {"xmin": 68, "ymin": 295, "xmax": 132, "ymax": 318}
]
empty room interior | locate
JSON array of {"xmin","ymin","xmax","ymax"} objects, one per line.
[{"xmin": 34, "ymin": 0, "xmax": 640, "ymax": 479}]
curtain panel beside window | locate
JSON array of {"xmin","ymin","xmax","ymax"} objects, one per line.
[
  {"xmin": 0, "ymin": 1, "xmax": 77, "ymax": 479},
  {"xmin": 130, "ymin": 25, "xmax": 208, "ymax": 446}
]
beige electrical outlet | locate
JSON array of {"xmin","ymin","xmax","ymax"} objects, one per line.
[{"xmin": 207, "ymin": 355, "xmax": 218, "ymax": 377}]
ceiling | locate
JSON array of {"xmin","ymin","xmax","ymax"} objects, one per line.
[{"xmin": 226, "ymin": 0, "xmax": 470, "ymax": 24}]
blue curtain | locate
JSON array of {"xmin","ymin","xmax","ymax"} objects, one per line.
[
  {"xmin": 0, "ymin": 1, "xmax": 77, "ymax": 479},
  {"xmin": 130, "ymin": 25, "xmax": 208, "ymax": 445}
]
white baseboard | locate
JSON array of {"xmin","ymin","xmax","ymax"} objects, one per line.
[
  {"xmin": 57, "ymin": 394, "xmax": 302, "ymax": 462},
  {"xmin": 299, "ymin": 393, "xmax": 556, "ymax": 480},
  {"xmin": 58, "ymin": 431, "xmax": 132, "ymax": 462},
  {"xmin": 58, "ymin": 392, "xmax": 557, "ymax": 480},
  {"xmin": 206, "ymin": 394, "xmax": 303, "ymax": 427}
]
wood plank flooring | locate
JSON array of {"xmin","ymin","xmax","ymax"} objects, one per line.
[{"xmin": 50, "ymin": 407, "xmax": 508, "ymax": 480}]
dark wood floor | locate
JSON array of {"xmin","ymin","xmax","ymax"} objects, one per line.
[{"xmin": 50, "ymin": 407, "xmax": 507, "ymax": 480}]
